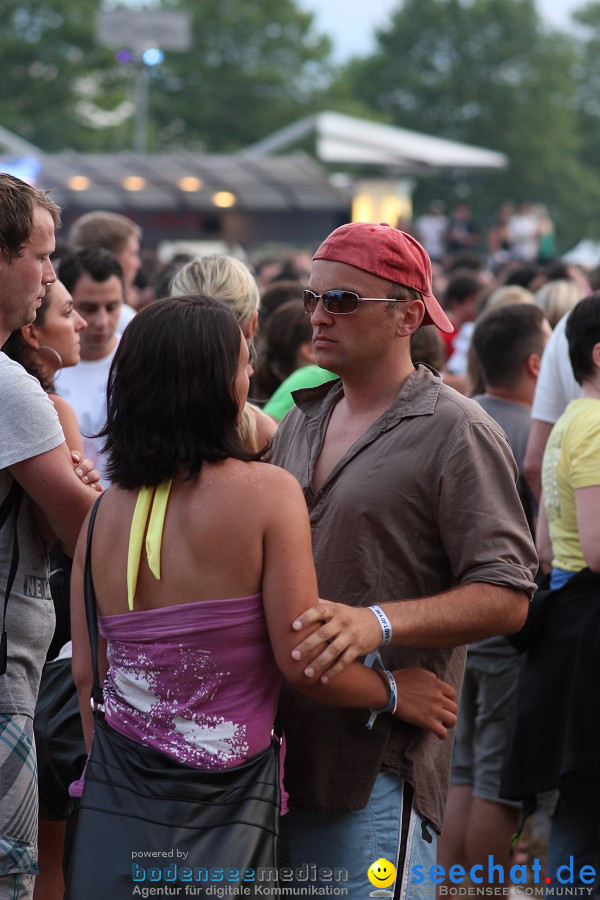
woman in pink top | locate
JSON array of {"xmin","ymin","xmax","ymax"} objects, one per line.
[{"xmin": 69, "ymin": 295, "xmax": 456, "ymax": 875}]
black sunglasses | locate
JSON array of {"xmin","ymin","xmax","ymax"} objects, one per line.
[{"xmin": 303, "ymin": 289, "xmax": 411, "ymax": 316}]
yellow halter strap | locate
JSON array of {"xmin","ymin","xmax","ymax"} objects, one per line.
[{"xmin": 126, "ymin": 480, "xmax": 172, "ymax": 611}]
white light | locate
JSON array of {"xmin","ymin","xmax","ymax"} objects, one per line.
[
  {"xmin": 142, "ymin": 48, "xmax": 165, "ymax": 66},
  {"xmin": 178, "ymin": 177, "xmax": 203, "ymax": 192},
  {"xmin": 212, "ymin": 191, "xmax": 236, "ymax": 208},
  {"xmin": 67, "ymin": 176, "xmax": 91, "ymax": 191},
  {"xmin": 122, "ymin": 176, "xmax": 146, "ymax": 191}
]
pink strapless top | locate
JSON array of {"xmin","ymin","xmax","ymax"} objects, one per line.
[{"xmin": 71, "ymin": 593, "xmax": 286, "ymax": 810}]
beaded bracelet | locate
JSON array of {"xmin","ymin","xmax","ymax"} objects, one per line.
[
  {"xmin": 364, "ymin": 649, "xmax": 398, "ymax": 730},
  {"xmin": 368, "ymin": 605, "xmax": 392, "ymax": 646}
]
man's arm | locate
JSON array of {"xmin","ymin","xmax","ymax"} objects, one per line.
[
  {"xmin": 291, "ymin": 583, "xmax": 529, "ymax": 682},
  {"xmin": 524, "ymin": 311, "xmax": 581, "ymax": 500},
  {"xmin": 523, "ymin": 419, "xmax": 553, "ymax": 502},
  {"xmin": 535, "ymin": 495, "xmax": 552, "ymax": 572},
  {"xmin": 9, "ymin": 442, "xmax": 97, "ymax": 556}
]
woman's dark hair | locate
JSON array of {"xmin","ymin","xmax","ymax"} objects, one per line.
[
  {"xmin": 3, "ymin": 289, "xmax": 54, "ymax": 390},
  {"xmin": 253, "ymin": 298, "xmax": 311, "ymax": 400},
  {"xmin": 259, "ymin": 279, "xmax": 304, "ymax": 322},
  {"xmin": 410, "ymin": 325, "xmax": 446, "ymax": 372},
  {"xmin": 100, "ymin": 294, "xmax": 261, "ymax": 488},
  {"xmin": 566, "ymin": 292, "xmax": 600, "ymax": 385}
]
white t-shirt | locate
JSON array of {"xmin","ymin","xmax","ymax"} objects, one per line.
[
  {"xmin": 531, "ymin": 312, "xmax": 581, "ymax": 425},
  {"xmin": 446, "ymin": 321, "xmax": 474, "ymax": 376},
  {"xmin": 508, "ymin": 211, "xmax": 539, "ymax": 262},
  {"xmin": 58, "ymin": 340, "xmax": 119, "ymax": 483},
  {"xmin": 0, "ymin": 353, "xmax": 64, "ymax": 714},
  {"xmin": 415, "ymin": 213, "xmax": 448, "ymax": 261},
  {"xmin": 118, "ymin": 303, "xmax": 136, "ymax": 335}
]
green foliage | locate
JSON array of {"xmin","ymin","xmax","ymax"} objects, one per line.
[
  {"xmin": 0, "ymin": 0, "xmax": 132, "ymax": 150},
  {"xmin": 572, "ymin": 2, "xmax": 600, "ymax": 170},
  {"xmin": 332, "ymin": 0, "xmax": 600, "ymax": 247},
  {"xmin": 2, "ymin": 0, "xmax": 600, "ymax": 247},
  {"xmin": 0, "ymin": 0, "xmax": 332, "ymax": 153},
  {"xmin": 148, "ymin": 0, "xmax": 333, "ymax": 151}
]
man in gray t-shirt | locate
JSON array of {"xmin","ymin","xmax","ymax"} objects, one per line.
[
  {"xmin": 0, "ymin": 357, "xmax": 64, "ymax": 713},
  {"xmin": 439, "ymin": 302, "xmax": 550, "ymax": 888},
  {"xmin": 0, "ymin": 173, "xmax": 97, "ymax": 897}
]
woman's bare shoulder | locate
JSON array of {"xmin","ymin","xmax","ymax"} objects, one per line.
[
  {"xmin": 91, "ymin": 483, "xmax": 135, "ymax": 518},
  {"xmin": 241, "ymin": 402, "xmax": 277, "ymax": 453},
  {"xmin": 250, "ymin": 404, "xmax": 277, "ymax": 443},
  {"xmin": 49, "ymin": 391, "xmax": 75, "ymax": 416},
  {"xmin": 223, "ymin": 458, "xmax": 303, "ymax": 497}
]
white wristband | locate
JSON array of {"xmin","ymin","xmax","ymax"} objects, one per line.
[
  {"xmin": 368, "ymin": 605, "xmax": 392, "ymax": 646},
  {"xmin": 364, "ymin": 650, "xmax": 398, "ymax": 730}
]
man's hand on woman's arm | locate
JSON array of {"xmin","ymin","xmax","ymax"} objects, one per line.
[{"xmin": 292, "ymin": 584, "xmax": 529, "ymax": 683}]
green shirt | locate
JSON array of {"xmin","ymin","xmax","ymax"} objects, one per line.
[{"xmin": 262, "ymin": 365, "xmax": 337, "ymax": 422}]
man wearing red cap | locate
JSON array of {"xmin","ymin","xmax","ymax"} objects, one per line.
[{"xmin": 269, "ymin": 223, "xmax": 537, "ymax": 899}]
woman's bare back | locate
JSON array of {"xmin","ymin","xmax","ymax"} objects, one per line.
[{"xmin": 89, "ymin": 459, "xmax": 278, "ymax": 617}]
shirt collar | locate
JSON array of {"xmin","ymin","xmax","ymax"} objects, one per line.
[{"xmin": 291, "ymin": 364, "xmax": 442, "ymax": 426}]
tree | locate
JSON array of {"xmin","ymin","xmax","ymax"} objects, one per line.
[
  {"xmin": 333, "ymin": 0, "xmax": 600, "ymax": 247},
  {"xmin": 0, "ymin": 0, "xmax": 333, "ymax": 154},
  {"xmin": 147, "ymin": 0, "xmax": 333, "ymax": 152},
  {"xmin": 572, "ymin": 3, "xmax": 600, "ymax": 174},
  {"xmin": 0, "ymin": 0, "xmax": 133, "ymax": 151}
]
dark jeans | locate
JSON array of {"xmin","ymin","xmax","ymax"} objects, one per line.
[{"xmin": 546, "ymin": 769, "xmax": 600, "ymax": 898}]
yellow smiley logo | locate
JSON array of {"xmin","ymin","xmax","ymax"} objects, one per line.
[{"xmin": 367, "ymin": 858, "xmax": 397, "ymax": 888}]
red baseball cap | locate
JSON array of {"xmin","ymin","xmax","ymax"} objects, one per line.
[{"xmin": 313, "ymin": 222, "xmax": 453, "ymax": 333}]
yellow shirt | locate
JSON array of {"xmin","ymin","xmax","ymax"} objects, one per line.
[{"xmin": 542, "ymin": 398, "xmax": 600, "ymax": 572}]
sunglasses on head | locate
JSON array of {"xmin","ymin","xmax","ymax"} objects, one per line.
[{"xmin": 303, "ymin": 290, "xmax": 412, "ymax": 316}]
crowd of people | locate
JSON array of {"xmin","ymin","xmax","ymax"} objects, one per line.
[
  {"xmin": 0, "ymin": 170, "xmax": 598, "ymax": 900},
  {"xmin": 415, "ymin": 200, "xmax": 557, "ymax": 268}
]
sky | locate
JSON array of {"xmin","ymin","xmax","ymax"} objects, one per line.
[{"xmin": 296, "ymin": 0, "xmax": 582, "ymax": 60}]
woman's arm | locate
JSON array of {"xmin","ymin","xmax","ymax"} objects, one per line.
[
  {"xmin": 70, "ymin": 508, "xmax": 109, "ymax": 750},
  {"xmin": 49, "ymin": 393, "xmax": 84, "ymax": 458},
  {"xmin": 575, "ymin": 485, "xmax": 600, "ymax": 571},
  {"xmin": 260, "ymin": 467, "xmax": 457, "ymax": 737}
]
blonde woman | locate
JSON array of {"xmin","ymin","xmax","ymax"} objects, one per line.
[
  {"xmin": 170, "ymin": 256, "xmax": 276, "ymax": 451},
  {"xmin": 533, "ymin": 279, "xmax": 583, "ymax": 330}
]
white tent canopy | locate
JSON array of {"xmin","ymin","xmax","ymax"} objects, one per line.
[
  {"xmin": 0, "ymin": 125, "xmax": 45, "ymax": 159},
  {"xmin": 245, "ymin": 111, "xmax": 508, "ymax": 174}
]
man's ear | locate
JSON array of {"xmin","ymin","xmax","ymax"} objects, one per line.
[
  {"xmin": 526, "ymin": 352, "xmax": 541, "ymax": 379},
  {"xmin": 395, "ymin": 299, "xmax": 425, "ymax": 337},
  {"xmin": 20, "ymin": 323, "xmax": 40, "ymax": 349},
  {"xmin": 592, "ymin": 341, "xmax": 600, "ymax": 371}
]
